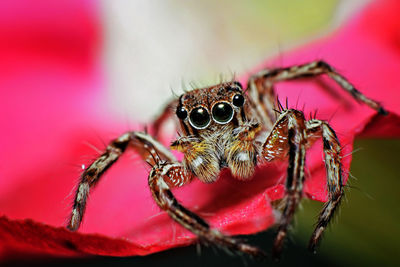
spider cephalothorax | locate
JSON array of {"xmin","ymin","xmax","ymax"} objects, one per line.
[
  {"xmin": 172, "ymin": 82, "xmax": 261, "ymax": 183},
  {"xmin": 67, "ymin": 60, "xmax": 387, "ymax": 259}
]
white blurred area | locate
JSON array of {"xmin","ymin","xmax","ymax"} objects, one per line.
[{"xmin": 101, "ymin": 0, "xmax": 370, "ymax": 122}]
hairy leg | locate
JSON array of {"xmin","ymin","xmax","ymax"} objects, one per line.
[
  {"xmin": 68, "ymin": 131, "xmax": 175, "ymax": 231},
  {"xmin": 246, "ymin": 61, "xmax": 388, "ymax": 129},
  {"xmin": 246, "ymin": 71, "xmax": 278, "ymax": 129},
  {"xmin": 261, "ymin": 109, "xmax": 307, "ymax": 259},
  {"xmin": 306, "ymin": 119, "xmax": 343, "ymax": 252},
  {"xmin": 68, "ymin": 130, "xmax": 266, "ymax": 258},
  {"xmin": 148, "ymin": 160, "xmax": 266, "ymax": 258},
  {"xmin": 261, "ymin": 109, "xmax": 346, "ymax": 258}
]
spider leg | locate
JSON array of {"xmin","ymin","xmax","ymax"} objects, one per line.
[
  {"xmin": 262, "ymin": 109, "xmax": 345, "ymax": 257},
  {"xmin": 152, "ymin": 98, "xmax": 178, "ymax": 138},
  {"xmin": 246, "ymin": 71, "xmax": 278, "ymax": 129},
  {"xmin": 305, "ymin": 119, "xmax": 343, "ymax": 253},
  {"xmin": 67, "ymin": 131, "xmax": 175, "ymax": 231},
  {"xmin": 246, "ymin": 60, "xmax": 387, "ymax": 118},
  {"xmin": 68, "ymin": 131, "xmax": 266, "ymax": 258},
  {"xmin": 261, "ymin": 109, "xmax": 307, "ymax": 259},
  {"xmin": 148, "ymin": 160, "xmax": 267, "ymax": 258}
]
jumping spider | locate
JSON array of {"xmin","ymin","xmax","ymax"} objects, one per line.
[{"xmin": 67, "ymin": 60, "xmax": 387, "ymax": 259}]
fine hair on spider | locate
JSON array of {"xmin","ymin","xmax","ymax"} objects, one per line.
[{"xmin": 67, "ymin": 60, "xmax": 387, "ymax": 260}]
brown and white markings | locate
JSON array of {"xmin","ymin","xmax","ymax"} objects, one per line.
[{"xmin": 67, "ymin": 60, "xmax": 387, "ymax": 259}]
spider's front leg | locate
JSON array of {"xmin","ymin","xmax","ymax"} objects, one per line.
[
  {"xmin": 305, "ymin": 119, "xmax": 343, "ymax": 253},
  {"xmin": 262, "ymin": 109, "xmax": 345, "ymax": 259},
  {"xmin": 262, "ymin": 109, "xmax": 307, "ymax": 259},
  {"xmin": 148, "ymin": 147, "xmax": 267, "ymax": 258},
  {"xmin": 68, "ymin": 130, "xmax": 266, "ymax": 258},
  {"xmin": 68, "ymin": 131, "xmax": 176, "ymax": 231}
]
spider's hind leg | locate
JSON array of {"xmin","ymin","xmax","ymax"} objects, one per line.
[{"xmin": 246, "ymin": 60, "xmax": 388, "ymax": 117}]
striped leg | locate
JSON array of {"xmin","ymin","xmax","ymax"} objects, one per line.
[
  {"xmin": 306, "ymin": 119, "xmax": 344, "ymax": 252},
  {"xmin": 246, "ymin": 61, "xmax": 388, "ymax": 126},
  {"xmin": 67, "ymin": 131, "xmax": 175, "ymax": 231},
  {"xmin": 261, "ymin": 109, "xmax": 345, "ymax": 258},
  {"xmin": 246, "ymin": 71, "xmax": 278, "ymax": 130},
  {"xmin": 68, "ymin": 130, "xmax": 266, "ymax": 258},
  {"xmin": 261, "ymin": 109, "xmax": 307, "ymax": 259},
  {"xmin": 148, "ymin": 160, "xmax": 267, "ymax": 258}
]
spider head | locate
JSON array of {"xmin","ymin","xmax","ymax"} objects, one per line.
[{"xmin": 176, "ymin": 81, "xmax": 247, "ymax": 134}]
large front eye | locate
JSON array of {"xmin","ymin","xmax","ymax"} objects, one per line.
[
  {"xmin": 212, "ymin": 102, "xmax": 234, "ymax": 124},
  {"xmin": 189, "ymin": 107, "xmax": 211, "ymax": 129}
]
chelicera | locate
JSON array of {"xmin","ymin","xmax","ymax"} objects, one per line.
[{"xmin": 67, "ymin": 60, "xmax": 387, "ymax": 259}]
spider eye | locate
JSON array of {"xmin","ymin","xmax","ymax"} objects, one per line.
[
  {"xmin": 189, "ymin": 107, "xmax": 211, "ymax": 129},
  {"xmin": 232, "ymin": 94, "xmax": 245, "ymax": 107},
  {"xmin": 212, "ymin": 102, "xmax": 234, "ymax": 124},
  {"xmin": 233, "ymin": 81, "xmax": 243, "ymax": 89},
  {"xmin": 176, "ymin": 106, "xmax": 188, "ymax": 120}
]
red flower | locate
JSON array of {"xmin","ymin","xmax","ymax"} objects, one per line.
[{"xmin": 1, "ymin": 0, "xmax": 400, "ymax": 260}]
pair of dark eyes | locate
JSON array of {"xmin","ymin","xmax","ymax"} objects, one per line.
[{"xmin": 176, "ymin": 94, "xmax": 245, "ymax": 129}]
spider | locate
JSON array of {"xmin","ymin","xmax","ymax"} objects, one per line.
[{"xmin": 67, "ymin": 60, "xmax": 387, "ymax": 259}]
